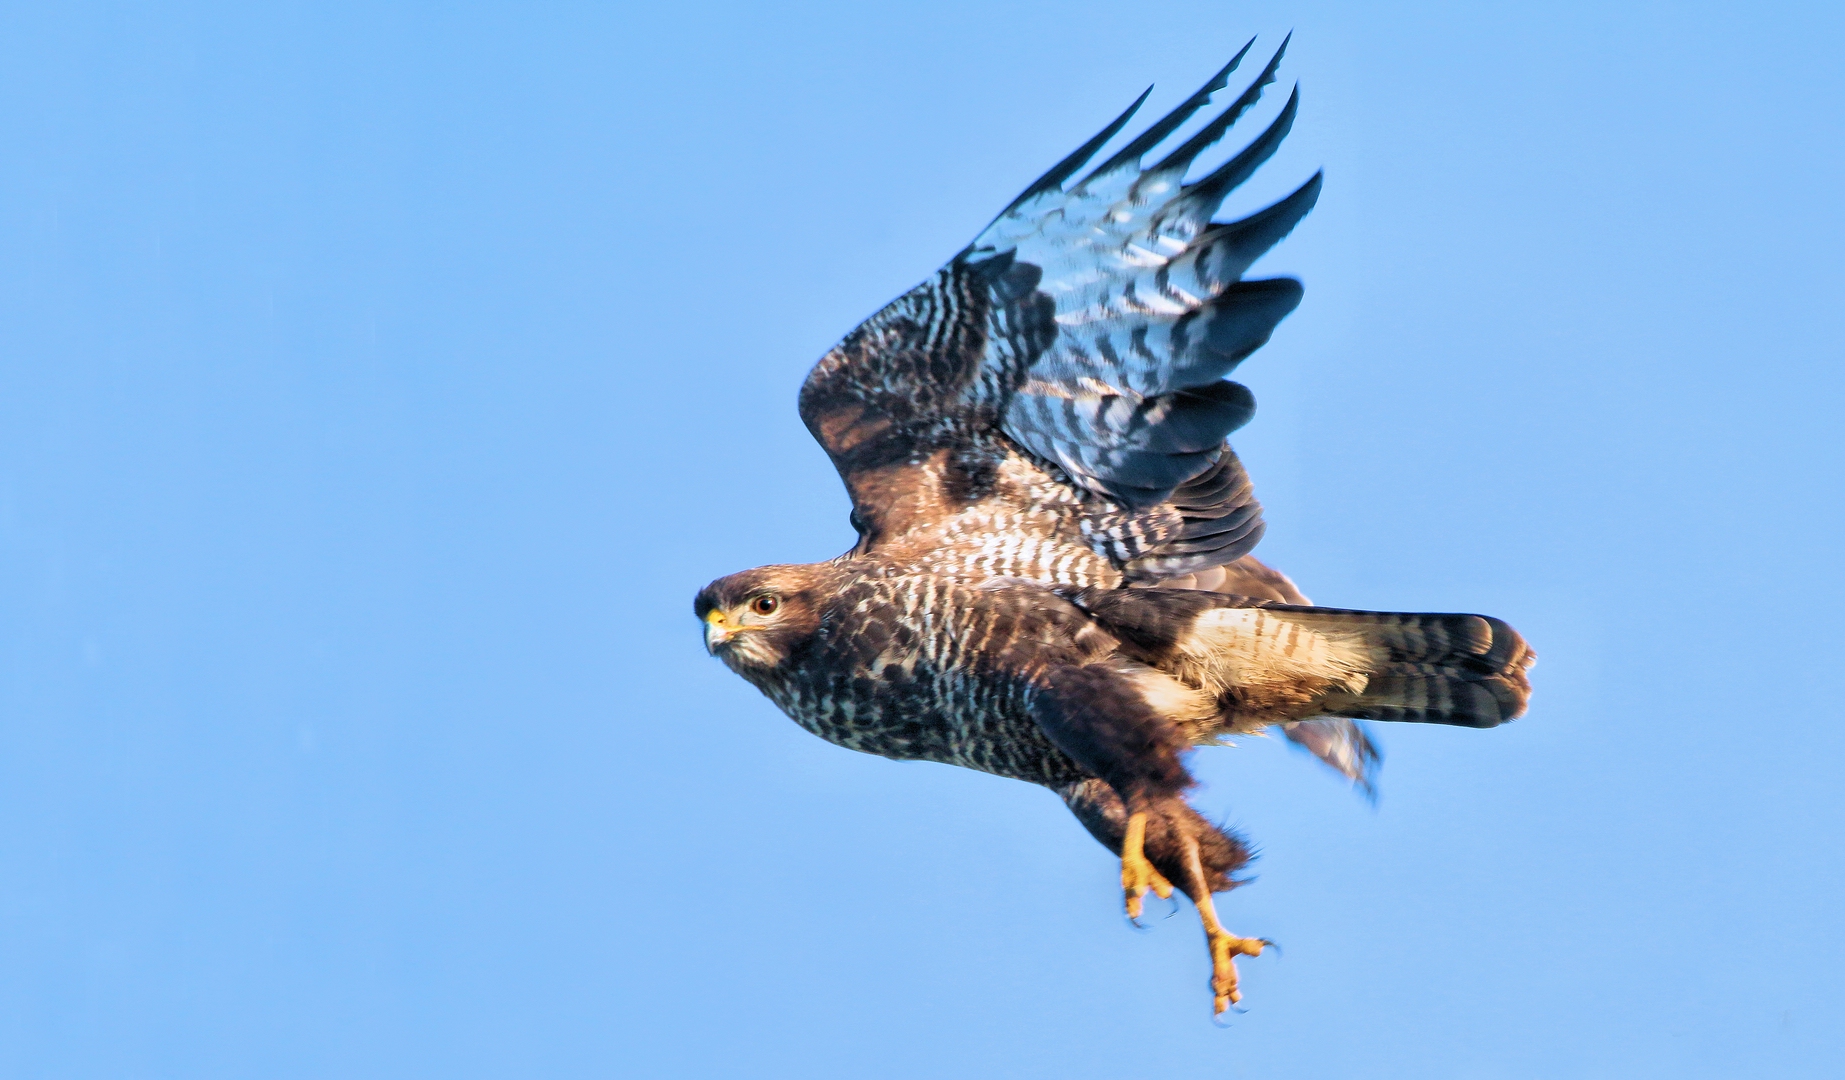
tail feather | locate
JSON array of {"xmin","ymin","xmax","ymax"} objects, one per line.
[
  {"xmin": 1269, "ymin": 607, "xmax": 1533, "ymax": 728},
  {"xmin": 1076, "ymin": 589, "xmax": 1535, "ymax": 731}
]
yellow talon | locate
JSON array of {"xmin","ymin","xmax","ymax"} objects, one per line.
[
  {"xmin": 1120, "ymin": 812, "xmax": 1174, "ymax": 921},
  {"xmin": 1130, "ymin": 812, "xmax": 1271, "ymax": 1015},
  {"xmin": 1206, "ymin": 926, "xmax": 1268, "ymax": 1013}
]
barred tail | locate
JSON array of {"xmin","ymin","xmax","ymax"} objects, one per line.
[
  {"xmin": 1269, "ymin": 607, "xmax": 1534, "ymax": 728},
  {"xmin": 1076, "ymin": 588, "xmax": 1535, "ymax": 731}
]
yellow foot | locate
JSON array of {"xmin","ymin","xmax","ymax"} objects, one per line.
[
  {"xmin": 1119, "ymin": 812, "xmax": 1174, "ymax": 922},
  {"xmin": 1207, "ymin": 927, "xmax": 1271, "ymax": 1014}
]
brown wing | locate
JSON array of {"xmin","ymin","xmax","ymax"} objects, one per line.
[{"xmin": 798, "ymin": 45, "xmax": 1315, "ymax": 582}]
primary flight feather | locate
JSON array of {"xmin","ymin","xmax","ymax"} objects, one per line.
[{"xmin": 695, "ymin": 39, "xmax": 1534, "ymax": 1017}]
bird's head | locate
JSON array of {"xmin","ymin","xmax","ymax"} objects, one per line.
[{"xmin": 694, "ymin": 563, "xmax": 838, "ymax": 674}]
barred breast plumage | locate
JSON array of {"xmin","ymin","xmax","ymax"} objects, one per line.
[{"xmin": 746, "ymin": 571, "xmax": 1099, "ymax": 786}]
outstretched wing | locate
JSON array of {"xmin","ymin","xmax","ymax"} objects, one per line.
[{"xmin": 799, "ymin": 40, "xmax": 1317, "ymax": 579}]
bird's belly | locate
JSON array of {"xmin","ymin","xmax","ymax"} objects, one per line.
[{"xmin": 765, "ymin": 666, "xmax": 1086, "ymax": 787}]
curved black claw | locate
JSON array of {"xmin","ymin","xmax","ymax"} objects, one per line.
[
  {"xmin": 1211, "ymin": 1009, "xmax": 1237, "ymax": 1029},
  {"xmin": 1125, "ymin": 912, "xmax": 1153, "ymax": 934},
  {"xmin": 1260, "ymin": 938, "xmax": 1281, "ymax": 958}
]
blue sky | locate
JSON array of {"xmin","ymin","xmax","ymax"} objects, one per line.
[{"xmin": 2, "ymin": 1, "xmax": 1842, "ymax": 1076}]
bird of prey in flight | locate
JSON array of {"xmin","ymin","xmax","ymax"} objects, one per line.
[{"xmin": 696, "ymin": 37, "xmax": 1533, "ymax": 1017}]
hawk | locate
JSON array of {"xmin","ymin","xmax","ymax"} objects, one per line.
[{"xmin": 695, "ymin": 39, "xmax": 1533, "ymax": 1017}]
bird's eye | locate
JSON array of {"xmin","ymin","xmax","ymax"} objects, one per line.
[{"xmin": 750, "ymin": 595, "xmax": 780, "ymax": 616}]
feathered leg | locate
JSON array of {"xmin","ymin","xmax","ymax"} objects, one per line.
[
  {"xmin": 1033, "ymin": 667, "xmax": 1193, "ymax": 924},
  {"xmin": 1118, "ymin": 802, "xmax": 1174, "ymax": 922},
  {"xmin": 1037, "ymin": 667, "xmax": 1271, "ymax": 1014},
  {"xmin": 1059, "ymin": 778, "xmax": 1266, "ymax": 1015},
  {"xmin": 1174, "ymin": 827, "xmax": 1270, "ymax": 1014}
]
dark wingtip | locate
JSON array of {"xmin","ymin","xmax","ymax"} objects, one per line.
[
  {"xmin": 1148, "ymin": 39, "xmax": 1290, "ymax": 178},
  {"xmin": 1203, "ymin": 38, "xmax": 1258, "ymax": 97},
  {"xmin": 1080, "ymin": 38, "xmax": 1257, "ymax": 185},
  {"xmin": 1178, "ymin": 82, "xmax": 1301, "ymax": 219},
  {"xmin": 1229, "ymin": 35, "xmax": 1259, "ymax": 75},
  {"xmin": 1191, "ymin": 170, "xmax": 1323, "ymax": 282},
  {"xmin": 1191, "ymin": 277, "xmax": 1304, "ymax": 375},
  {"xmin": 1000, "ymin": 85, "xmax": 1152, "ymax": 216}
]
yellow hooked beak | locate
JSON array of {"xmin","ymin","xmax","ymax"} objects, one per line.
[{"xmin": 704, "ymin": 608, "xmax": 750, "ymax": 652}]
